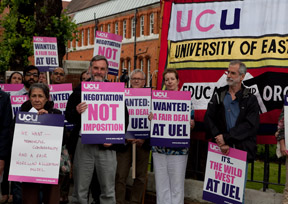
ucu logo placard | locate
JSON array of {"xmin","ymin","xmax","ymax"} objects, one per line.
[
  {"xmin": 153, "ymin": 92, "xmax": 167, "ymax": 98},
  {"xmin": 34, "ymin": 37, "xmax": 43, "ymax": 42},
  {"xmin": 98, "ymin": 32, "xmax": 108, "ymax": 38},
  {"xmin": 12, "ymin": 97, "xmax": 27, "ymax": 103},
  {"xmin": 83, "ymin": 83, "xmax": 100, "ymax": 90},
  {"xmin": 18, "ymin": 113, "xmax": 38, "ymax": 122},
  {"xmin": 124, "ymin": 90, "xmax": 130, "ymax": 95},
  {"xmin": 49, "ymin": 86, "xmax": 53, "ymax": 91},
  {"xmin": 210, "ymin": 143, "xmax": 221, "ymax": 152},
  {"xmin": 0, "ymin": 85, "xmax": 4, "ymax": 90}
]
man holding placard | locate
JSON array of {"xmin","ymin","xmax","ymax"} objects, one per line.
[
  {"xmin": 115, "ymin": 69, "xmax": 150, "ymax": 204},
  {"xmin": 66, "ymin": 55, "xmax": 127, "ymax": 204},
  {"xmin": 204, "ymin": 60, "xmax": 259, "ymax": 161},
  {"xmin": 204, "ymin": 61, "xmax": 259, "ymax": 203}
]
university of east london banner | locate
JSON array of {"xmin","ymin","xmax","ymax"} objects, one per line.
[
  {"xmin": 203, "ymin": 142, "xmax": 247, "ymax": 204},
  {"xmin": 150, "ymin": 90, "xmax": 191, "ymax": 148},
  {"xmin": 9, "ymin": 112, "xmax": 64, "ymax": 184},
  {"xmin": 81, "ymin": 82, "xmax": 125, "ymax": 144},
  {"xmin": 158, "ymin": 0, "xmax": 288, "ymax": 143},
  {"xmin": 125, "ymin": 88, "xmax": 151, "ymax": 139}
]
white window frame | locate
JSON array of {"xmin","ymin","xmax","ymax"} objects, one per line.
[
  {"xmin": 81, "ymin": 30, "xmax": 84, "ymax": 46},
  {"xmin": 140, "ymin": 15, "xmax": 144, "ymax": 36},
  {"xmin": 123, "ymin": 20, "xmax": 126, "ymax": 38},
  {"xmin": 140, "ymin": 59, "xmax": 143, "ymax": 71},
  {"xmin": 150, "ymin": 13, "xmax": 154, "ymax": 34},
  {"xmin": 131, "ymin": 18, "xmax": 135, "ymax": 37},
  {"xmin": 87, "ymin": 28, "xmax": 90, "ymax": 45},
  {"xmin": 115, "ymin": 22, "xmax": 118, "ymax": 34},
  {"xmin": 147, "ymin": 59, "xmax": 150, "ymax": 86},
  {"xmin": 107, "ymin": 24, "xmax": 110, "ymax": 33}
]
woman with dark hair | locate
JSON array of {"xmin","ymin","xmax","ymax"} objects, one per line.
[
  {"xmin": 8, "ymin": 72, "xmax": 23, "ymax": 84},
  {"xmin": 148, "ymin": 68, "xmax": 195, "ymax": 204},
  {"xmin": 16, "ymin": 83, "xmax": 63, "ymax": 204}
]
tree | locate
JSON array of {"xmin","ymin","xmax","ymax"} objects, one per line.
[{"xmin": 0, "ymin": 0, "xmax": 78, "ymax": 71}]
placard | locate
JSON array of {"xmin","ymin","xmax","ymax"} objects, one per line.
[
  {"xmin": 93, "ymin": 31, "xmax": 122, "ymax": 76},
  {"xmin": 150, "ymin": 90, "xmax": 191, "ymax": 148},
  {"xmin": 9, "ymin": 112, "xmax": 64, "ymax": 184},
  {"xmin": 49, "ymin": 83, "xmax": 72, "ymax": 115},
  {"xmin": 0, "ymin": 84, "xmax": 23, "ymax": 95},
  {"xmin": 203, "ymin": 142, "xmax": 247, "ymax": 204},
  {"xmin": 33, "ymin": 36, "xmax": 59, "ymax": 72},
  {"xmin": 125, "ymin": 88, "xmax": 151, "ymax": 139},
  {"xmin": 10, "ymin": 95, "xmax": 29, "ymax": 118},
  {"xmin": 81, "ymin": 82, "xmax": 125, "ymax": 144}
]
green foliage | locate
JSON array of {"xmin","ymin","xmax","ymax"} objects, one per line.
[
  {"xmin": 0, "ymin": 1, "xmax": 78, "ymax": 71},
  {"xmin": 246, "ymin": 160, "xmax": 285, "ymax": 193},
  {"xmin": 256, "ymin": 144, "xmax": 278, "ymax": 162}
]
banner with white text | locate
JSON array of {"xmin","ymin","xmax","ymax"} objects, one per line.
[
  {"xmin": 10, "ymin": 95, "xmax": 29, "ymax": 118},
  {"xmin": 49, "ymin": 84, "xmax": 72, "ymax": 115},
  {"xmin": 0, "ymin": 84, "xmax": 23, "ymax": 95},
  {"xmin": 158, "ymin": 0, "xmax": 288, "ymax": 143}
]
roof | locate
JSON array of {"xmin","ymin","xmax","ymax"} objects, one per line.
[
  {"xmin": 69, "ymin": 0, "xmax": 160, "ymax": 24},
  {"xmin": 67, "ymin": 0, "xmax": 110, "ymax": 13}
]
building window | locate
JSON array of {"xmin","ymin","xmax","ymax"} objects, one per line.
[
  {"xmin": 131, "ymin": 18, "xmax": 135, "ymax": 37},
  {"xmin": 94, "ymin": 27, "xmax": 96, "ymax": 42},
  {"xmin": 122, "ymin": 60, "xmax": 125, "ymax": 70},
  {"xmin": 115, "ymin": 22, "xmax": 118, "ymax": 34},
  {"xmin": 107, "ymin": 24, "xmax": 111, "ymax": 33},
  {"xmin": 140, "ymin": 59, "xmax": 143, "ymax": 71},
  {"xmin": 100, "ymin": 25, "xmax": 103, "ymax": 32},
  {"xmin": 87, "ymin": 28, "xmax": 90, "ymax": 45},
  {"xmin": 147, "ymin": 58, "xmax": 150, "ymax": 86},
  {"xmin": 150, "ymin": 13, "xmax": 154, "ymax": 34},
  {"xmin": 81, "ymin": 30, "xmax": 84, "ymax": 46},
  {"xmin": 123, "ymin": 20, "xmax": 126, "ymax": 38},
  {"xmin": 140, "ymin": 15, "xmax": 144, "ymax": 36}
]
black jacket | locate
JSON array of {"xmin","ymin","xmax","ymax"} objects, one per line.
[
  {"xmin": 204, "ymin": 85, "xmax": 260, "ymax": 162},
  {"xmin": 65, "ymin": 81, "xmax": 129, "ymax": 154},
  {"xmin": 0, "ymin": 90, "xmax": 12, "ymax": 160}
]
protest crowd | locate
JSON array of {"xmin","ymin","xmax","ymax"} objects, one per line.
[{"xmin": 0, "ymin": 55, "xmax": 287, "ymax": 204}]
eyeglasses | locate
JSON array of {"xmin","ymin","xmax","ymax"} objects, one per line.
[
  {"xmin": 53, "ymin": 72, "xmax": 65, "ymax": 76},
  {"xmin": 25, "ymin": 73, "xmax": 39, "ymax": 77},
  {"xmin": 131, "ymin": 78, "xmax": 145, "ymax": 81}
]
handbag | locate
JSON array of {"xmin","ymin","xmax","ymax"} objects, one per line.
[{"xmin": 60, "ymin": 145, "xmax": 71, "ymax": 175}]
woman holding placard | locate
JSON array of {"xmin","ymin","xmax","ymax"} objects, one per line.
[
  {"xmin": 148, "ymin": 69, "xmax": 195, "ymax": 204},
  {"xmin": 17, "ymin": 83, "xmax": 64, "ymax": 204}
]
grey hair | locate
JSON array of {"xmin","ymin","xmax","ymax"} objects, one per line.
[
  {"xmin": 28, "ymin": 83, "xmax": 50, "ymax": 100},
  {"xmin": 52, "ymin": 67, "xmax": 66, "ymax": 75},
  {"xmin": 229, "ymin": 60, "xmax": 247, "ymax": 75},
  {"xmin": 130, "ymin": 69, "xmax": 146, "ymax": 79},
  {"xmin": 90, "ymin": 55, "xmax": 109, "ymax": 68}
]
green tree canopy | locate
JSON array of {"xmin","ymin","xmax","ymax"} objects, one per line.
[{"xmin": 0, "ymin": 0, "xmax": 78, "ymax": 71}]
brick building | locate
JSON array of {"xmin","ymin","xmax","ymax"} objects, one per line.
[{"xmin": 65, "ymin": 0, "xmax": 160, "ymax": 88}]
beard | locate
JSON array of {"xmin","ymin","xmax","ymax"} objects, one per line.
[
  {"xmin": 91, "ymin": 74, "xmax": 105, "ymax": 82},
  {"xmin": 23, "ymin": 79, "xmax": 36, "ymax": 88},
  {"xmin": 226, "ymin": 77, "xmax": 241, "ymax": 87}
]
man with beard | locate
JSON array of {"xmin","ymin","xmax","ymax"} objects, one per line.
[
  {"xmin": 66, "ymin": 55, "xmax": 128, "ymax": 204},
  {"xmin": 204, "ymin": 61, "xmax": 259, "ymax": 162},
  {"xmin": 51, "ymin": 67, "xmax": 65, "ymax": 84},
  {"xmin": 12, "ymin": 65, "xmax": 39, "ymax": 95}
]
